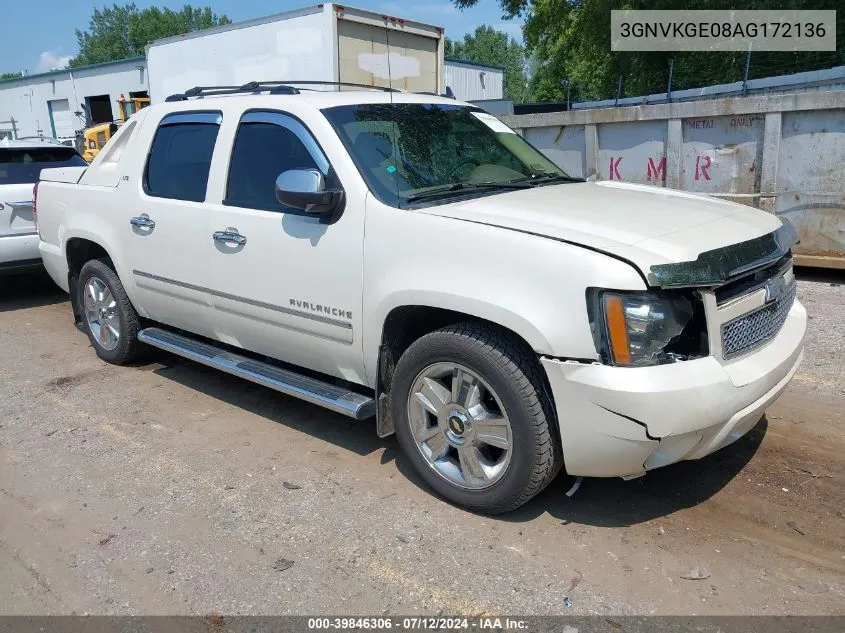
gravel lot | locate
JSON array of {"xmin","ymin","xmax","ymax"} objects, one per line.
[{"xmin": 1, "ymin": 269, "xmax": 843, "ymax": 616}]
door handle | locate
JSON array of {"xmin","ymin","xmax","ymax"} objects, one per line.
[
  {"xmin": 213, "ymin": 230, "xmax": 247, "ymax": 245},
  {"xmin": 130, "ymin": 215, "xmax": 155, "ymax": 229}
]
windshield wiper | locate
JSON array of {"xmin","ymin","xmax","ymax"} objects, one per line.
[
  {"xmin": 512, "ymin": 172, "xmax": 585, "ymax": 185},
  {"xmin": 405, "ymin": 180, "xmax": 533, "ymax": 203}
]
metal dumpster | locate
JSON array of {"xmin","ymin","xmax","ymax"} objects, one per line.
[{"xmin": 500, "ymin": 92, "xmax": 845, "ymax": 269}]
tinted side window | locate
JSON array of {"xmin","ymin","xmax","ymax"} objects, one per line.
[
  {"xmin": 144, "ymin": 112, "xmax": 221, "ymax": 202},
  {"xmin": 225, "ymin": 112, "xmax": 331, "ymax": 212}
]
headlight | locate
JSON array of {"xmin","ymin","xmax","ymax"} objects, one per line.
[{"xmin": 589, "ymin": 290, "xmax": 705, "ymax": 367}]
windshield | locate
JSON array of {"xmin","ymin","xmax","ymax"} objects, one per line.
[
  {"xmin": 323, "ymin": 103, "xmax": 572, "ymax": 208},
  {"xmin": 0, "ymin": 147, "xmax": 87, "ymax": 185}
]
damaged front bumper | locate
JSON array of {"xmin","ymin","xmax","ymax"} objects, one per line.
[{"xmin": 542, "ymin": 300, "xmax": 806, "ymax": 479}]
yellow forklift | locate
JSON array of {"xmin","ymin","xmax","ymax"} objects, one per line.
[{"xmin": 81, "ymin": 95, "xmax": 150, "ymax": 162}]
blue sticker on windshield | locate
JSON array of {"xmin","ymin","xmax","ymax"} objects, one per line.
[{"xmin": 386, "ymin": 165, "xmax": 397, "ymax": 174}]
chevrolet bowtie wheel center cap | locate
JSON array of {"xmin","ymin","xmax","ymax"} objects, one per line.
[{"xmin": 448, "ymin": 415, "xmax": 466, "ymax": 436}]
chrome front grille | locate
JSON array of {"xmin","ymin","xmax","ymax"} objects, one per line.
[{"xmin": 721, "ymin": 281, "xmax": 796, "ymax": 359}]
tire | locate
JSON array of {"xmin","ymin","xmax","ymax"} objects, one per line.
[
  {"xmin": 78, "ymin": 258, "xmax": 144, "ymax": 365},
  {"xmin": 391, "ymin": 323, "xmax": 562, "ymax": 514}
]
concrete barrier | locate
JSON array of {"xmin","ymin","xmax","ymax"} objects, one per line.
[{"xmin": 500, "ymin": 92, "xmax": 845, "ymax": 269}]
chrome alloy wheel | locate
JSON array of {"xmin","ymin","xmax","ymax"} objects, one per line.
[
  {"xmin": 407, "ymin": 363, "xmax": 513, "ymax": 489},
  {"xmin": 83, "ymin": 276, "xmax": 120, "ymax": 351}
]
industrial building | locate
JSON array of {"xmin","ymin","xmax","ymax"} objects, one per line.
[
  {"xmin": 0, "ymin": 39, "xmax": 503, "ymax": 141},
  {"xmin": 0, "ymin": 57, "xmax": 148, "ymax": 141},
  {"xmin": 444, "ymin": 57, "xmax": 504, "ymax": 102}
]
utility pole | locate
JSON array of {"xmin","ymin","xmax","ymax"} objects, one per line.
[
  {"xmin": 742, "ymin": 49, "xmax": 752, "ymax": 96},
  {"xmin": 667, "ymin": 57, "xmax": 674, "ymax": 102},
  {"xmin": 561, "ymin": 78, "xmax": 571, "ymax": 110},
  {"xmin": 614, "ymin": 74, "xmax": 624, "ymax": 105}
]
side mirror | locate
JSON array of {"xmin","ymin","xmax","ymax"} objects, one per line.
[{"xmin": 275, "ymin": 169, "xmax": 343, "ymax": 214}]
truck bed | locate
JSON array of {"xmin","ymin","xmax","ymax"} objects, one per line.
[{"xmin": 39, "ymin": 166, "xmax": 88, "ymax": 184}]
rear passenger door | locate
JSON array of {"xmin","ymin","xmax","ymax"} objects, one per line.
[{"xmin": 117, "ymin": 111, "xmax": 220, "ymax": 338}]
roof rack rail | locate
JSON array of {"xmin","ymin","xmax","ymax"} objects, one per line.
[
  {"xmin": 265, "ymin": 81, "xmax": 397, "ymax": 92},
  {"xmin": 415, "ymin": 87, "xmax": 456, "ymax": 100},
  {"xmin": 165, "ymin": 80, "xmax": 398, "ymax": 102}
]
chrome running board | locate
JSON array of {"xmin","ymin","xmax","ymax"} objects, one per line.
[{"xmin": 137, "ymin": 327, "xmax": 375, "ymax": 420}]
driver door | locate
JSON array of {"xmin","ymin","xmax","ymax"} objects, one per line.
[{"xmin": 203, "ymin": 109, "xmax": 367, "ymax": 384}]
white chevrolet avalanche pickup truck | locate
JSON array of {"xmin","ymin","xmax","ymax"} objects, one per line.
[{"xmin": 35, "ymin": 84, "xmax": 806, "ymax": 513}]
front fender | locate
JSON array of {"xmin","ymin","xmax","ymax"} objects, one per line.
[
  {"xmin": 373, "ymin": 289, "xmax": 554, "ymax": 355},
  {"xmin": 362, "ymin": 199, "xmax": 647, "ymax": 384}
]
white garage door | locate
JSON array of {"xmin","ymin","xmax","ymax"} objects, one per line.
[{"xmin": 48, "ymin": 99, "xmax": 75, "ymax": 138}]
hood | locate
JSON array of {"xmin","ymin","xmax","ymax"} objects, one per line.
[{"xmin": 423, "ymin": 181, "xmax": 784, "ymax": 283}]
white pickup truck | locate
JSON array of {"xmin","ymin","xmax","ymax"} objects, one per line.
[{"xmin": 35, "ymin": 84, "xmax": 806, "ymax": 513}]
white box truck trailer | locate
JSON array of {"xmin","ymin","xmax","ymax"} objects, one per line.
[{"xmin": 146, "ymin": 3, "xmax": 446, "ymax": 103}]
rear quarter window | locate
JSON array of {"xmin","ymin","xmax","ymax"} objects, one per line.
[
  {"xmin": 0, "ymin": 147, "xmax": 87, "ymax": 184},
  {"xmin": 143, "ymin": 112, "xmax": 221, "ymax": 203}
]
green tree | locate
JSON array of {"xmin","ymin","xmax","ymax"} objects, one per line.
[
  {"xmin": 445, "ymin": 26, "xmax": 528, "ymax": 102},
  {"xmin": 70, "ymin": 3, "xmax": 231, "ymax": 67},
  {"xmin": 455, "ymin": 0, "xmax": 845, "ymax": 102},
  {"xmin": 1, "ymin": 71, "xmax": 23, "ymax": 80}
]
